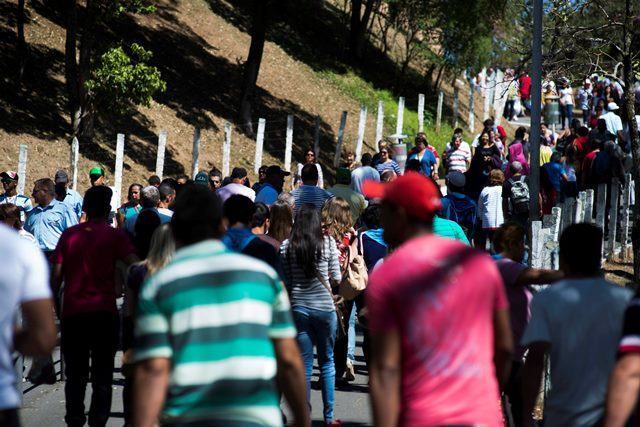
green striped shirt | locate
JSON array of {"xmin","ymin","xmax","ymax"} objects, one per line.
[{"xmin": 133, "ymin": 240, "xmax": 296, "ymax": 426}]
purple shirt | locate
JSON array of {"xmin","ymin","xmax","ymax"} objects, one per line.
[{"xmin": 495, "ymin": 257, "xmax": 530, "ymax": 360}]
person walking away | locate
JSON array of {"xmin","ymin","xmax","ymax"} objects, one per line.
[
  {"xmin": 601, "ymin": 102, "xmax": 624, "ymax": 143},
  {"xmin": 0, "ymin": 225, "xmax": 56, "ymax": 427},
  {"xmin": 0, "ymin": 204, "xmax": 36, "ymax": 244},
  {"xmin": 350, "ymin": 153, "xmax": 380, "ymax": 195},
  {"xmin": 290, "ymin": 164, "xmax": 333, "ymax": 214},
  {"xmin": 578, "ymin": 79, "xmax": 593, "ymax": 125},
  {"xmin": 157, "ymin": 184, "xmax": 175, "ymax": 218},
  {"xmin": 440, "ymin": 171, "xmax": 477, "ymax": 241},
  {"xmin": 519, "ymin": 72, "xmax": 532, "ymax": 113},
  {"xmin": 54, "ymin": 170, "xmax": 83, "ymax": 220},
  {"xmin": 124, "ymin": 186, "xmax": 171, "ymax": 236},
  {"xmin": 280, "ymin": 206, "xmax": 342, "ymax": 426},
  {"xmin": 363, "ymin": 172, "xmax": 513, "ymax": 427},
  {"xmin": 256, "ymin": 166, "xmax": 291, "ymax": 205},
  {"xmin": 506, "ymin": 127, "xmax": 530, "ymax": 178},
  {"xmin": 51, "ymin": 186, "xmax": 138, "ymax": 427},
  {"xmin": 521, "ymin": 223, "xmax": 631, "ymax": 427},
  {"xmin": 0, "ymin": 171, "xmax": 32, "ymax": 222},
  {"xmin": 407, "ymin": 133, "xmax": 438, "ymax": 179},
  {"xmin": 251, "ymin": 202, "xmax": 281, "ymax": 251},
  {"xmin": 297, "ymin": 147, "xmax": 325, "ymax": 188},
  {"xmin": 267, "ymin": 200, "xmax": 293, "ymax": 247},
  {"xmin": 502, "ymin": 162, "xmax": 531, "ymax": 228},
  {"xmin": 216, "ymin": 167, "xmax": 256, "ymax": 203},
  {"xmin": 116, "ymin": 184, "xmax": 142, "ymax": 229},
  {"xmin": 491, "ymin": 223, "xmax": 563, "ymax": 426},
  {"xmin": 443, "ymin": 131, "xmax": 472, "ymax": 174},
  {"xmin": 328, "ymin": 168, "xmax": 367, "ymax": 224},
  {"xmin": 133, "ymin": 186, "xmax": 309, "ymax": 427},
  {"xmin": 476, "ymin": 169, "xmax": 505, "ymax": 250},
  {"xmin": 541, "ymin": 152, "xmax": 567, "ymax": 207}
]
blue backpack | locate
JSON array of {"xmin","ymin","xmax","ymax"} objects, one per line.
[{"xmin": 443, "ymin": 195, "xmax": 477, "ymax": 239}]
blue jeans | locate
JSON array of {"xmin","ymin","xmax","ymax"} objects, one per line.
[
  {"xmin": 293, "ymin": 306, "xmax": 337, "ymax": 423},
  {"xmin": 347, "ymin": 303, "xmax": 357, "ymax": 361}
]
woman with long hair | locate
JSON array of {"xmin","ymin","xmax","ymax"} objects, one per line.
[
  {"xmin": 374, "ymin": 140, "xmax": 402, "ymax": 176},
  {"xmin": 267, "ymin": 200, "xmax": 293, "ymax": 246},
  {"xmin": 280, "ymin": 205, "xmax": 341, "ymax": 426},
  {"xmin": 296, "ymin": 146, "xmax": 324, "ymax": 188},
  {"xmin": 116, "ymin": 183, "xmax": 143, "ymax": 228}
]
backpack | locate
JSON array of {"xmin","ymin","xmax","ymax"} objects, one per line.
[
  {"xmin": 508, "ymin": 176, "xmax": 530, "ymax": 214},
  {"xmin": 444, "ymin": 195, "xmax": 477, "ymax": 239},
  {"xmin": 338, "ymin": 237, "xmax": 369, "ymax": 300}
]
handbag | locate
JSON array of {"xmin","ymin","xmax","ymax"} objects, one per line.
[
  {"xmin": 338, "ymin": 236, "xmax": 369, "ymax": 300},
  {"xmin": 316, "ymin": 271, "xmax": 347, "ymax": 340}
]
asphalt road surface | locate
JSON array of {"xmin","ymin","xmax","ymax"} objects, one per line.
[{"xmin": 20, "ymin": 336, "xmax": 372, "ymax": 426}]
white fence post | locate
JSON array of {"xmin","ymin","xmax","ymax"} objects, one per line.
[
  {"xmin": 375, "ymin": 100, "xmax": 384, "ymax": 145},
  {"xmin": 222, "ymin": 122, "xmax": 232, "ymax": 178},
  {"xmin": 595, "ymin": 183, "xmax": 607, "ymax": 231},
  {"xmin": 284, "ymin": 115, "xmax": 294, "ymax": 172},
  {"xmin": 561, "ymin": 197, "xmax": 575, "ymax": 233},
  {"xmin": 621, "ymin": 178, "xmax": 631, "ymax": 258},
  {"xmin": 155, "ymin": 131, "xmax": 167, "ymax": 179},
  {"xmin": 453, "ymin": 86, "xmax": 459, "ymax": 129},
  {"xmin": 334, "ymin": 111, "xmax": 348, "ymax": 168},
  {"xmin": 531, "ymin": 220, "xmax": 543, "ymax": 269},
  {"xmin": 608, "ymin": 180, "xmax": 620, "ymax": 259},
  {"xmin": 70, "ymin": 137, "xmax": 79, "ymax": 191},
  {"xmin": 254, "ymin": 118, "xmax": 266, "ymax": 174},
  {"xmin": 395, "ymin": 96, "xmax": 405, "ymax": 137},
  {"xmin": 192, "ymin": 127, "xmax": 201, "ymax": 178},
  {"xmin": 585, "ymin": 189, "xmax": 595, "ymax": 223},
  {"xmin": 114, "ymin": 134, "xmax": 125, "ymax": 206},
  {"xmin": 436, "ymin": 91, "xmax": 444, "ymax": 133},
  {"xmin": 355, "ymin": 105, "xmax": 367, "ymax": 163},
  {"xmin": 417, "ymin": 93, "xmax": 425, "ymax": 133},
  {"xmin": 17, "ymin": 144, "xmax": 27, "ymax": 196}
]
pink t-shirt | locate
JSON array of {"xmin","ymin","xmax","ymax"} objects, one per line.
[{"xmin": 367, "ymin": 234, "xmax": 508, "ymax": 427}]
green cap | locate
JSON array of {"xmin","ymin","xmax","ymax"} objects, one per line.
[{"xmin": 89, "ymin": 166, "xmax": 105, "ymax": 177}]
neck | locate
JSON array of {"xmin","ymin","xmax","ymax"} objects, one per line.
[
  {"xmin": 302, "ymin": 181, "xmax": 317, "ymax": 186},
  {"xmin": 4, "ymin": 188, "xmax": 16, "ymax": 197},
  {"xmin": 40, "ymin": 196, "xmax": 54, "ymax": 207},
  {"xmin": 159, "ymin": 202, "xmax": 169, "ymax": 209},
  {"xmin": 251, "ymin": 226, "xmax": 266, "ymax": 235},
  {"xmin": 232, "ymin": 179, "xmax": 243, "ymax": 184}
]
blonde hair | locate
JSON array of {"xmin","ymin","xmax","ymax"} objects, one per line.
[
  {"xmin": 321, "ymin": 198, "xmax": 353, "ymax": 242},
  {"xmin": 268, "ymin": 200, "xmax": 293, "ymax": 245},
  {"xmin": 145, "ymin": 224, "xmax": 175, "ymax": 277}
]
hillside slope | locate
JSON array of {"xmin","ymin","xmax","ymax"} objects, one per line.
[{"xmin": 0, "ymin": 0, "xmax": 481, "ymax": 194}]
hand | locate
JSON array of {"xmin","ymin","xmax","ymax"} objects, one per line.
[{"xmin": 332, "ymin": 295, "xmax": 345, "ymax": 305}]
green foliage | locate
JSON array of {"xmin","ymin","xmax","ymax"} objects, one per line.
[
  {"xmin": 86, "ymin": 44, "xmax": 166, "ymax": 115},
  {"xmin": 109, "ymin": 0, "xmax": 156, "ymax": 16}
]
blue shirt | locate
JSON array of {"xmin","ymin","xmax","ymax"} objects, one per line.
[
  {"xmin": 255, "ymin": 183, "xmax": 279, "ymax": 205},
  {"xmin": 291, "ymin": 185, "xmax": 333, "ymax": 214},
  {"xmin": 124, "ymin": 207, "xmax": 172, "ymax": 235},
  {"xmin": 24, "ymin": 199, "xmax": 79, "ymax": 252},
  {"xmin": 0, "ymin": 193, "xmax": 33, "ymax": 222},
  {"xmin": 61, "ymin": 189, "xmax": 83, "ymax": 219},
  {"xmin": 408, "ymin": 150, "xmax": 437, "ymax": 177},
  {"xmin": 350, "ymin": 166, "xmax": 380, "ymax": 195},
  {"xmin": 544, "ymin": 161, "xmax": 564, "ymax": 192}
]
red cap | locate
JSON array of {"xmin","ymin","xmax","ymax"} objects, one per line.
[{"xmin": 363, "ymin": 172, "xmax": 442, "ymax": 221}]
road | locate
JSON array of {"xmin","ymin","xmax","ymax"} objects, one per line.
[{"xmin": 20, "ymin": 336, "xmax": 372, "ymax": 426}]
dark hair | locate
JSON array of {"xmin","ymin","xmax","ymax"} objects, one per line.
[
  {"xmin": 251, "ymin": 202, "xmax": 270, "ymax": 228},
  {"xmin": 361, "ymin": 203, "xmax": 382, "ymax": 229},
  {"xmin": 361, "ymin": 153, "xmax": 373, "ymax": 166},
  {"xmin": 171, "ymin": 185, "xmax": 223, "ymax": 246},
  {"xmin": 288, "ymin": 205, "xmax": 324, "ymax": 278},
  {"xmin": 148, "ymin": 175, "xmax": 161, "ymax": 186},
  {"xmin": 597, "ymin": 118, "xmax": 607, "ymax": 133},
  {"xmin": 176, "ymin": 174, "xmax": 190, "ymax": 182},
  {"xmin": 483, "ymin": 118, "xmax": 494, "ymax": 129},
  {"xmin": 454, "ymin": 127, "xmax": 464, "ymax": 134},
  {"xmin": 160, "ymin": 177, "xmax": 178, "ymax": 190},
  {"xmin": 515, "ymin": 126, "xmax": 527, "ymax": 139},
  {"xmin": 405, "ymin": 158, "xmax": 421, "ymax": 172},
  {"xmin": 0, "ymin": 203, "xmax": 22, "ymax": 229},
  {"xmin": 209, "ymin": 168, "xmax": 222, "ymax": 179},
  {"xmin": 551, "ymin": 151, "xmax": 562, "ymax": 163},
  {"xmin": 128, "ymin": 183, "xmax": 143, "ymax": 201},
  {"xmin": 231, "ymin": 167, "xmax": 247, "ymax": 180},
  {"xmin": 493, "ymin": 222, "xmax": 526, "ymax": 253},
  {"xmin": 223, "ymin": 194, "xmax": 254, "ymax": 226},
  {"xmin": 134, "ymin": 210, "xmax": 161, "ymax": 258},
  {"xmin": 34, "ymin": 178, "xmax": 55, "ymax": 195},
  {"xmin": 158, "ymin": 184, "xmax": 175, "ymax": 202},
  {"xmin": 570, "ymin": 118, "xmax": 581, "ymax": 131},
  {"xmin": 560, "ymin": 223, "xmax": 602, "ymax": 275},
  {"xmin": 577, "ymin": 126, "xmax": 589, "ymax": 137},
  {"xmin": 83, "ymin": 186, "xmax": 113, "ymax": 219},
  {"xmin": 301, "ymin": 163, "xmax": 319, "ymax": 183}
]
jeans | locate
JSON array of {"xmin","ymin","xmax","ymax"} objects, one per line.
[
  {"xmin": 504, "ymin": 100, "xmax": 515, "ymax": 120},
  {"xmin": 347, "ymin": 303, "xmax": 357, "ymax": 362},
  {"xmin": 61, "ymin": 311, "xmax": 119, "ymax": 427},
  {"xmin": 293, "ymin": 306, "xmax": 337, "ymax": 423},
  {"xmin": 561, "ymin": 104, "xmax": 574, "ymax": 128},
  {"xmin": 582, "ymin": 108, "xmax": 591, "ymax": 126}
]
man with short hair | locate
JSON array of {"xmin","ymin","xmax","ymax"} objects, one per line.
[
  {"xmin": 440, "ymin": 171, "xmax": 477, "ymax": 240},
  {"xmin": 124, "ymin": 186, "xmax": 171, "ymax": 235},
  {"xmin": 328, "ymin": 167, "xmax": 367, "ymax": 224},
  {"xmin": 291, "ymin": 164, "xmax": 333, "ymax": 214},
  {"xmin": 0, "ymin": 226, "xmax": 57, "ymax": 427},
  {"xmin": 157, "ymin": 184, "xmax": 175, "ymax": 218},
  {"xmin": 521, "ymin": 223, "xmax": 632, "ymax": 427},
  {"xmin": 24, "ymin": 178, "xmax": 78, "ymax": 256},
  {"xmin": 132, "ymin": 186, "xmax": 309, "ymax": 427},
  {"xmin": 443, "ymin": 132, "xmax": 472, "ymax": 173},
  {"xmin": 364, "ymin": 173, "xmax": 513, "ymax": 427},
  {"xmin": 51, "ymin": 186, "xmax": 138, "ymax": 427},
  {"xmin": 255, "ymin": 166, "xmax": 291, "ymax": 205},
  {"xmin": 209, "ymin": 167, "xmax": 222, "ymax": 191},
  {"xmin": 54, "ymin": 170, "xmax": 83, "ymax": 220},
  {"xmin": 147, "ymin": 175, "xmax": 161, "ymax": 187},
  {"xmin": 216, "ymin": 167, "xmax": 256, "ymax": 202},
  {"xmin": 350, "ymin": 153, "xmax": 380, "ymax": 195},
  {"xmin": 601, "ymin": 102, "xmax": 624, "ymax": 143},
  {"xmin": 0, "ymin": 170, "xmax": 33, "ymax": 222}
]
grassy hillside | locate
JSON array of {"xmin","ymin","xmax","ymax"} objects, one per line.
[{"xmin": 0, "ymin": 0, "xmax": 476, "ymax": 195}]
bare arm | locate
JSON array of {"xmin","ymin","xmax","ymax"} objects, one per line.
[
  {"xmin": 369, "ymin": 329, "xmax": 402, "ymax": 427},
  {"xmin": 273, "ymin": 338, "xmax": 310, "ymax": 427},
  {"xmin": 133, "ymin": 358, "xmax": 170, "ymax": 427},
  {"xmin": 50, "ymin": 263, "xmax": 63, "ymax": 316},
  {"xmin": 521, "ymin": 342, "xmax": 549, "ymax": 427},
  {"xmin": 605, "ymin": 353, "xmax": 640, "ymax": 427},
  {"xmin": 493, "ymin": 308, "xmax": 514, "ymax": 389},
  {"xmin": 515, "ymin": 268, "xmax": 563, "ymax": 287},
  {"xmin": 14, "ymin": 299, "xmax": 57, "ymax": 357}
]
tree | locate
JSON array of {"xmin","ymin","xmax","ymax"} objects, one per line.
[
  {"xmin": 349, "ymin": 0, "xmax": 380, "ymax": 61},
  {"xmin": 16, "ymin": 0, "xmax": 26, "ymax": 82}
]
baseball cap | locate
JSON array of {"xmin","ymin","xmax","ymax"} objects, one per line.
[
  {"xmin": 265, "ymin": 165, "xmax": 291, "ymax": 177},
  {"xmin": 0, "ymin": 171, "xmax": 18, "ymax": 181},
  {"xmin": 362, "ymin": 172, "xmax": 442, "ymax": 221},
  {"xmin": 194, "ymin": 171, "xmax": 209, "ymax": 186},
  {"xmin": 54, "ymin": 170, "xmax": 69, "ymax": 184},
  {"xmin": 89, "ymin": 166, "xmax": 105, "ymax": 177},
  {"xmin": 607, "ymin": 102, "xmax": 620, "ymax": 111},
  {"xmin": 445, "ymin": 171, "xmax": 466, "ymax": 188}
]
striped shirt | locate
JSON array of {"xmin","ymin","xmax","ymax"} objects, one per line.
[
  {"xmin": 444, "ymin": 141, "xmax": 472, "ymax": 173},
  {"xmin": 133, "ymin": 240, "xmax": 296, "ymax": 426},
  {"xmin": 290, "ymin": 185, "xmax": 333, "ymax": 214},
  {"xmin": 375, "ymin": 160, "xmax": 402, "ymax": 176},
  {"xmin": 280, "ymin": 236, "xmax": 342, "ymax": 312}
]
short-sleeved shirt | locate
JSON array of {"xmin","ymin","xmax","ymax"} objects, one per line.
[
  {"xmin": 24, "ymin": 199, "xmax": 79, "ymax": 252},
  {"xmin": 601, "ymin": 111, "xmax": 623, "ymax": 139},
  {"xmin": 118, "ymin": 202, "xmax": 142, "ymax": 222},
  {"xmin": 521, "ymin": 278, "xmax": 632, "ymax": 427},
  {"xmin": 60, "ymin": 188, "xmax": 83, "ymax": 219},
  {"xmin": 0, "ymin": 225, "xmax": 50, "ymax": 410},
  {"xmin": 290, "ymin": 185, "xmax": 333, "ymax": 214},
  {"xmin": 216, "ymin": 183, "xmax": 256, "ymax": 203},
  {"xmin": 494, "ymin": 256, "xmax": 529, "ymax": 359},
  {"xmin": 375, "ymin": 160, "xmax": 402, "ymax": 176},
  {"xmin": 408, "ymin": 150, "xmax": 437, "ymax": 177},
  {"xmin": 0, "ymin": 193, "xmax": 33, "ymax": 223},
  {"xmin": 124, "ymin": 207, "xmax": 172, "ymax": 235},
  {"xmin": 52, "ymin": 221, "xmax": 135, "ymax": 318},
  {"xmin": 444, "ymin": 141, "xmax": 472, "ymax": 173},
  {"xmin": 133, "ymin": 240, "xmax": 296, "ymax": 426},
  {"xmin": 350, "ymin": 166, "xmax": 380, "ymax": 195},
  {"xmin": 367, "ymin": 234, "xmax": 507, "ymax": 427},
  {"xmin": 433, "ymin": 216, "xmax": 470, "ymax": 244},
  {"xmin": 543, "ymin": 161, "xmax": 564, "ymax": 192},
  {"xmin": 255, "ymin": 183, "xmax": 280, "ymax": 205}
]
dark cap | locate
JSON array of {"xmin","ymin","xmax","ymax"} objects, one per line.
[
  {"xmin": 54, "ymin": 170, "xmax": 69, "ymax": 184},
  {"xmin": 446, "ymin": 171, "xmax": 466, "ymax": 188},
  {"xmin": 266, "ymin": 165, "xmax": 291, "ymax": 177},
  {"xmin": 0, "ymin": 171, "xmax": 18, "ymax": 181},
  {"xmin": 194, "ymin": 171, "xmax": 209, "ymax": 186}
]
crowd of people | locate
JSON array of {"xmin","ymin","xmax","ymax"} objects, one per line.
[{"xmin": 1, "ymin": 73, "xmax": 640, "ymax": 427}]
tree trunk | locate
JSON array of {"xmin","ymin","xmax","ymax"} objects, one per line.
[
  {"xmin": 17, "ymin": 0, "xmax": 26, "ymax": 82},
  {"xmin": 349, "ymin": 0, "xmax": 363, "ymax": 59},
  {"xmin": 353, "ymin": 0, "xmax": 377, "ymax": 60},
  {"xmin": 238, "ymin": 0, "xmax": 270, "ymax": 137},
  {"xmin": 434, "ymin": 64, "xmax": 445, "ymax": 91}
]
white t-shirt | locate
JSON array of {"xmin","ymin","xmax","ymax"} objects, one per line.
[
  {"xmin": 477, "ymin": 185, "xmax": 504, "ymax": 229},
  {"xmin": 601, "ymin": 111, "xmax": 623, "ymax": 138},
  {"xmin": 559, "ymin": 88, "xmax": 574, "ymax": 105},
  {"xmin": 0, "ymin": 225, "xmax": 51, "ymax": 410},
  {"xmin": 445, "ymin": 141, "xmax": 472, "ymax": 173},
  {"xmin": 216, "ymin": 183, "xmax": 256, "ymax": 203}
]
